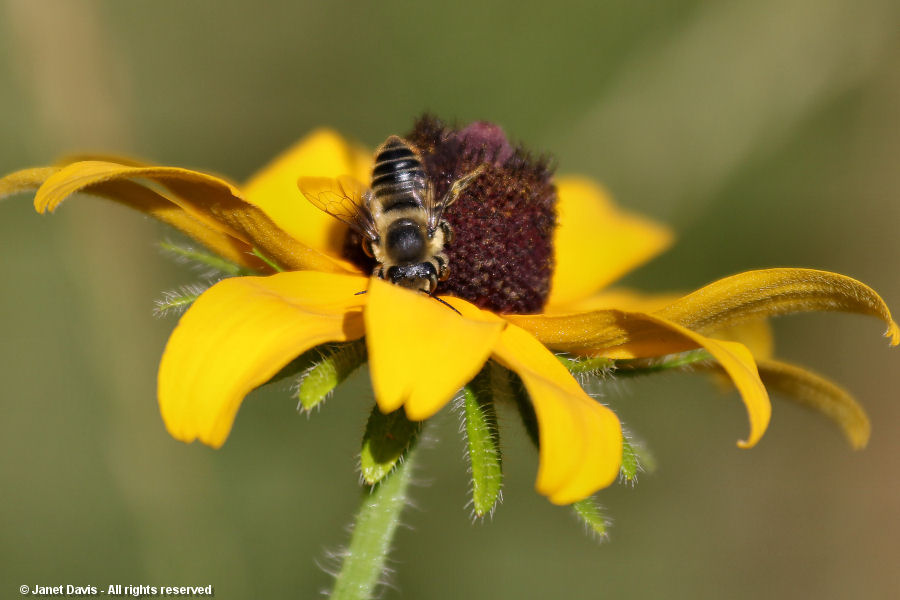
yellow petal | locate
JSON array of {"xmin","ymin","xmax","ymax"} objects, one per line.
[
  {"xmin": 651, "ymin": 317, "xmax": 771, "ymax": 449},
  {"xmin": 35, "ymin": 160, "xmax": 349, "ymax": 273},
  {"xmin": 0, "ymin": 166, "xmax": 60, "ymax": 198},
  {"xmin": 158, "ymin": 271, "xmax": 367, "ymax": 447},
  {"xmin": 492, "ymin": 323, "xmax": 623, "ymax": 505},
  {"xmin": 655, "ymin": 268, "xmax": 900, "ymax": 345},
  {"xmin": 243, "ymin": 129, "xmax": 372, "ymax": 263},
  {"xmin": 55, "ymin": 153, "xmax": 149, "ymax": 167},
  {"xmin": 757, "ymin": 359, "xmax": 870, "ymax": 449},
  {"xmin": 508, "ymin": 310, "xmax": 770, "ymax": 447},
  {"xmin": 708, "ymin": 318, "xmax": 775, "ymax": 360},
  {"xmin": 507, "ymin": 309, "xmax": 696, "ymax": 358},
  {"xmin": 3, "ymin": 165, "xmax": 268, "ymax": 270},
  {"xmin": 548, "ymin": 176, "xmax": 673, "ymax": 307},
  {"xmin": 550, "ymin": 287, "xmax": 682, "ymax": 314},
  {"xmin": 100, "ymin": 180, "xmax": 274, "ymax": 271},
  {"xmin": 364, "ymin": 278, "xmax": 504, "ymax": 420}
]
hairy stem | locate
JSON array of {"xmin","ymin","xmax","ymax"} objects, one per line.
[{"xmin": 330, "ymin": 445, "xmax": 417, "ymax": 600}]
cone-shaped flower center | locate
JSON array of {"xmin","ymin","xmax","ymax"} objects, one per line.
[{"xmin": 343, "ymin": 116, "xmax": 557, "ymax": 314}]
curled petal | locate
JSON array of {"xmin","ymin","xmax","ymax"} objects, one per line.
[
  {"xmin": 548, "ymin": 177, "xmax": 673, "ymax": 308},
  {"xmin": 1, "ymin": 165, "xmax": 263, "ymax": 271},
  {"xmin": 0, "ymin": 166, "xmax": 60, "ymax": 198},
  {"xmin": 2, "ymin": 165, "xmax": 268, "ymax": 270},
  {"xmin": 94, "ymin": 180, "xmax": 271, "ymax": 271},
  {"xmin": 34, "ymin": 160, "xmax": 349, "ymax": 273},
  {"xmin": 665, "ymin": 324, "xmax": 771, "ymax": 448},
  {"xmin": 493, "ymin": 323, "xmax": 622, "ymax": 504},
  {"xmin": 159, "ymin": 271, "xmax": 367, "ymax": 447},
  {"xmin": 629, "ymin": 313, "xmax": 771, "ymax": 449},
  {"xmin": 549, "ymin": 287, "xmax": 682, "ymax": 314},
  {"xmin": 708, "ymin": 318, "xmax": 775, "ymax": 360},
  {"xmin": 757, "ymin": 359, "xmax": 870, "ymax": 449},
  {"xmin": 509, "ymin": 310, "xmax": 770, "ymax": 448},
  {"xmin": 364, "ymin": 279, "xmax": 504, "ymax": 420},
  {"xmin": 244, "ymin": 129, "xmax": 372, "ymax": 262},
  {"xmin": 655, "ymin": 268, "xmax": 899, "ymax": 345},
  {"xmin": 55, "ymin": 153, "xmax": 150, "ymax": 167},
  {"xmin": 507, "ymin": 309, "xmax": 696, "ymax": 358}
]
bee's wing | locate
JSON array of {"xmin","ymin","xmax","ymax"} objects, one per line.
[
  {"xmin": 425, "ymin": 166, "xmax": 484, "ymax": 232},
  {"xmin": 298, "ymin": 175, "xmax": 379, "ymax": 242}
]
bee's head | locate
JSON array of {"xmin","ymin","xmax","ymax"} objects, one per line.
[
  {"xmin": 385, "ymin": 218, "xmax": 426, "ymax": 264},
  {"xmin": 386, "ymin": 262, "xmax": 438, "ymax": 294}
]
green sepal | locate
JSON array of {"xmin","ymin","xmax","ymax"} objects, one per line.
[
  {"xmin": 251, "ymin": 247, "xmax": 285, "ymax": 272},
  {"xmin": 265, "ymin": 346, "xmax": 324, "ymax": 387},
  {"xmin": 557, "ymin": 354, "xmax": 615, "ymax": 376},
  {"xmin": 572, "ymin": 496, "xmax": 609, "ymax": 540},
  {"xmin": 506, "ymin": 369, "xmax": 540, "ymax": 448},
  {"xmin": 360, "ymin": 405, "xmax": 421, "ymax": 486},
  {"xmin": 295, "ymin": 340, "xmax": 367, "ymax": 411},
  {"xmin": 159, "ymin": 239, "xmax": 253, "ymax": 277},
  {"xmin": 620, "ymin": 435, "xmax": 640, "ymax": 482},
  {"xmin": 618, "ymin": 429, "xmax": 656, "ymax": 483},
  {"xmin": 626, "ymin": 432, "xmax": 656, "ymax": 476},
  {"xmin": 615, "ymin": 349, "xmax": 713, "ymax": 376},
  {"xmin": 462, "ymin": 364, "xmax": 503, "ymax": 518},
  {"xmin": 153, "ymin": 284, "xmax": 208, "ymax": 317}
]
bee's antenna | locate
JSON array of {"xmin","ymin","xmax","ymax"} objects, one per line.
[
  {"xmin": 354, "ymin": 288, "xmax": 459, "ymax": 315},
  {"xmin": 431, "ymin": 294, "xmax": 462, "ymax": 316}
]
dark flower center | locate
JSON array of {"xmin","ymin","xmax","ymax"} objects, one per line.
[{"xmin": 343, "ymin": 115, "xmax": 557, "ymax": 314}]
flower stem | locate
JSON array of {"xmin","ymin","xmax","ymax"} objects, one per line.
[
  {"xmin": 615, "ymin": 349, "xmax": 714, "ymax": 375},
  {"xmin": 330, "ymin": 446, "xmax": 417, "ymax": 600}
]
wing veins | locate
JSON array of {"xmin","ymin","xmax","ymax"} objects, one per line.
[{"xmin": 299, "ymin": 176, "xmax": 379, "ymax": 241}]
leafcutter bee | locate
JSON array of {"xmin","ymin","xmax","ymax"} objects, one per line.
[{"xmin": 299, "ymin": 136, "xmax": 482, "ymax": 294}]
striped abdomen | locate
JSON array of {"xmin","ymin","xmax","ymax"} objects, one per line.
[{"xmin": 371, "ymin": 136, "xmax": 427, "ymax": 213}]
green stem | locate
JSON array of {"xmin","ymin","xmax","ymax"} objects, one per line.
[
  {"xmin": 330, "ymin": 445, "xmax": 417, "ymax": 600},
  {"xmin": 615, "ymin": 349, "xmax": 713, "ymax": 376}
]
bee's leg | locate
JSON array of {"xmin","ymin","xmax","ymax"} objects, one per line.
[
  {"xmin": 354, "ymin": 265, "xmax": 386, "ymax": 296},
  {"xmin": 413, "ymin": 261, "xmax": 459, "ymax": 314},
  {"xmin": 434, "ymin": 252, "xmax": 450, "ymax": 282},
  {"xmin": 440, "ymin": 165, "xmax": 485, "ymax": 206},
  {"xmin": 352, "ymin": 266, "xmax": 387, "ymax": 296},
  {"xmin": 422, "ymin": 263, "xmax": 439, "ymax": 295},
  {"xmin": 438, "ymin": 220, "xmax": 454, "ymax": 245}
]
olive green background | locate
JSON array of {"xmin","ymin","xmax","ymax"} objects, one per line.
[{"xmin": 1, "ymin": 1, "xmax": 898, "ymax": 598}]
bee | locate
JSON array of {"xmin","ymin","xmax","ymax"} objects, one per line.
[{"xmin": 299, "ymin": 136, "xmax": 483, "ymax": 294}]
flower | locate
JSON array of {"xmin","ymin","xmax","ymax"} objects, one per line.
[{"xmin": 1, "ymin": 117, "xmax": 896, "ymax": 506}]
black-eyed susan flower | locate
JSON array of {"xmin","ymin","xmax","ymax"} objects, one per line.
[{"xmin": 1, "ymin": 116, "xmax": 896, "ymax": 511}]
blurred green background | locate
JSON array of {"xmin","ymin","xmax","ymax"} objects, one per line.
[{"xmin": 1, "ymin": 0, "xmax": 898, "ymax": 598}]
